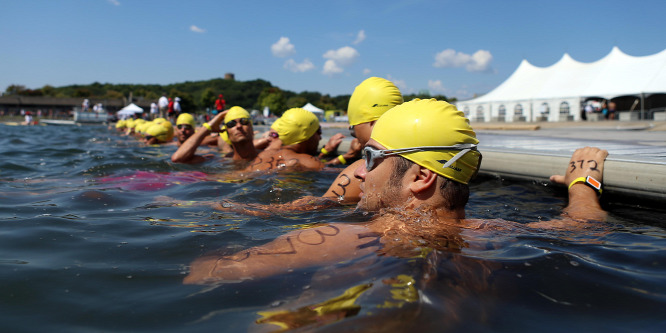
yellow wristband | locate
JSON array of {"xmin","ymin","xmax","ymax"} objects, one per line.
[
  {"xmin": 202, "ymin": 122, "xmax": 212, "ymax": 131},
  {"xmin": 337, "ymin": 155, "xmax": 347, "ymax": 165},
  {"xmin": 568, "ymin": 176, "xmax": 602, "ymax": 194},
  {"xmin": 320, "ymin": 147, "xmax": 329, "ymax": 155}
]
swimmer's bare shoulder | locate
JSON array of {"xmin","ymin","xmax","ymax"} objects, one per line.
[
  {"xmin": 184, "ymin": 223, "xmax": 380, "ymax": 284},
  {"xmin": 281, "ymin": 149, "xmax": 325, "ymax": 170},
  {"xmin": 322, "ymin": 159, "xmax": 363, "ymax": 204}
]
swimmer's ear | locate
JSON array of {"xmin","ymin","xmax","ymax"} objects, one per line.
[{"xmin": 409, "ymin": 166, "xmax": 437, "ymax": 194}]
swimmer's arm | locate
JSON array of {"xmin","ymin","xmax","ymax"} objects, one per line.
[
  {"xmin": 530, "ymin": 147, "xmax": 608, "ymax": 228},
  {"xmin": 325, "ymin": 138, "xmax": 362, "ymax": 166},
  {"xmin": 321, "ymin": 160, "xmax": 363, "ymax": 204},
  {"xmin": 201, "ymin": 134, "xmax": 219, "ymax": 147},
  {"xmin": 171, "ymin": 111, "xmax": 227, "ymax": 163},
  {"xmin": 213, "ymin": 196, "xmax": 340, "ymax": 215},
  {"xmin": 555, "ymin": 147, "xmax": 608, "ymax": 221},
  {"xmin": 183, "ymin": 224, "xmax": 380, "ymax": 284},
  {"xmin": 318, "ymin": 133, "xmax": 345, "ymax": 159}
]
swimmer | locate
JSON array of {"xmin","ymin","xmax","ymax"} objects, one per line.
[
  {"xmin": 185, "ymin": 99, "xmax": 608, "ymax": 284},
  {"xmin": 215, "ymin": 106, "xmax": 268, "ymax": 161},
  {"xmin": 172, "ymin": 107, "xmax": 258, "ymax": 163},
  {"xmin": 242, "ymin": 107, "xmax": 324, "ymax": 172},
  {"xmin": 171, "ymin": 113, "xmax": 217, "ymax": 147},
  {"xmin": 173, "ymin": 113, "xmax": 197, "ymax": 146},
  {"xmin": 144, "ymin": 120, "xmax": 174, "ymax": 145}
]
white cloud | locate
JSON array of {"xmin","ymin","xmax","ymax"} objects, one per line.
[
  {"xmin": 284, "ymin": 59, "xmax": 315, "ymax": 73},
  {"xmin": 271, "ymin": 37, "xmax": 295, "ymax": 58},
  {"xmin": 363, "ymin": 68, "xmax": 371, "ymax": 75},
  {"xmin": 322, "ymin": 46, "xmax": 359, "ymax": 75},
  {"xmin": 190, "ymin": 25, "xmax": 206, "ymax": 33},
  {"xmin": 322, "ymin": 60, "xmax": 344, "ymax": 75},
  {"xmin": 433, "ymin": 49, "xmax": 493, "ymax": 72},
  {"xmin": 428, "ymin": 80, "xmax": 447, "ymax": 94},
  {"xmin": 353, "ymin": 30, "xmax": 366, "ymax": 45},
  {"xmin": 107, "ymin": 0, "xmax": 120, "ymax": 5}
]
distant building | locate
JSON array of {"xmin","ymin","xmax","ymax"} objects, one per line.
[{"xmin": 0, "ymin": 96, "xmax": 151, "ymax": 117}]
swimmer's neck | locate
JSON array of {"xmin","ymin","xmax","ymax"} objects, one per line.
[
  {"xmin": 232, "ymin": 140, "xmax": 258, "ymax": 161},
  {"xmin": 280, "ymin": 144, "xmax": 308, "ymax": 154},
  {"xmin": 404, "ymin": 198, "xmax": 466, "ymax": 220}
]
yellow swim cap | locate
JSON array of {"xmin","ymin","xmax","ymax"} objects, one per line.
[
  {"xmin": 371, "ymin": 99, "xmax": 480, "ymax": 184},
  {"xmin": 115, "ymin": 120, "xmax": 126, "ymax": 129},
  {"xmin": 224, "ymin": 106, "xmax": 251, "ymax": 123},
  {"xmin": 125, "ymin": 118, "xmax": 136, "ymax": 128},
  {"xmin": 273, "ymin": 108, "xmax": 319, "ymax": 146},
  {"xmin": 146, "ymin": 121, "xmax": 174, "ymax": 143},
  {"xmin": 135, "ymin": 121, "xmax": 148, "ymax": 134},
  {"xmin": 176, "ymin": 113, "xmax": 196, "ymax": 127},
  {"xmin": 348, "ymin": 77, "xmax": 404, "ymax": 126},
  {"xmin": 219, "ymin": 130, "xmax": 232, "ymax": 145},
  {"xmin": 153, "ymin": 117, "xmax": 167, "ymax": 125},
  {"xmin": 269, "ymin": 117, "xmax": 282, "ymax": 131}
]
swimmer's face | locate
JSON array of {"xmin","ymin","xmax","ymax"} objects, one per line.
[
  {"xmin": 305, "ymin": 126, "xmax": 322, "ymax": 155},
  {"xmin": 226, "ymin": 118, "xmax": 253, "ymax": 143},
  {"xmin": 176, "ymin": 124, "xmax": 195, "ymax": 143},
  {"xmin": 354, "ymin": 139, "xmax": 404, "ymax": 212},
  {"xmin": 350, "ymin": 121, "xmax": 374, "ymax": 146}
]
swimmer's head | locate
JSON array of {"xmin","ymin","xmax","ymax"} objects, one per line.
[
  {"xmin": 176, "ymin": 113, "xmax": 196, "ymax": 127},
  {"xmin": 370, "ymin": 99, "xmax": 480, "ymax": 184},
  {"xmin": 273, "ymin": 108, "xmax": 319, "ymax": 146},
  {"xmin": 153, "ymin": 118, "xmax": 167, "ymax": 125},
  {"xmin": 135, "ymin": 121, "xmax": 150, "ymax": 135},
  {"xmin": 224, "ymin": 106, "xmax": 251, "ymax": 124},
  {"xmin": 115, "ymin": 120, "xmax": 126, "ymax": 129},
  {"xmin": 146, "ymin": 121, "xmax": 174, "ymax": 143},
  {"xmin": 348, "ymin": 77, "xmax": 403, "ymax": 126}
]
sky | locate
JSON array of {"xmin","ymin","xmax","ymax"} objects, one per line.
[{"xmin": 2, "ymin": 0, "xmax": 666, "ymax": 100}]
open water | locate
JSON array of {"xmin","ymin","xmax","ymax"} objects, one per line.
[{"xmin": 1, "ymin": 124, "xmax": 665, "ymax": 332}]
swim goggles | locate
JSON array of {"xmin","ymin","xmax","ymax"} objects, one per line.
[
  {"xmin": 225, "ymin": 118, "xmax": 251, "ymax": 128},
  {"xmin": 362, "ymin": 144, "xmax": 478, "ymax": 172},
  {"xmin": 176, "ymin": 124, "xmax": 193, "ymax": 130}
]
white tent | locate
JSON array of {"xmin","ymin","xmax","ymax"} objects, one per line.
[
  {"xmin": 116, "ymin": 103, "xmax": 144, "ymax": 118},
  {"xmin": 456, "ymin": 47, "xmax": 666, "ymax": 122},
  {"xmin": 302, "ymin": 103, "xmax": 324, "ymax": 115}
]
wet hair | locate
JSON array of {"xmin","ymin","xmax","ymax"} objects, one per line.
[{"xmin": 390, "ymin": 156, "xmax": 469, "ymax": 210}]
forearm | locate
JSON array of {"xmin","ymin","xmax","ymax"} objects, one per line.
[
  {"xmin": 563, "ymin": 185, "xmax": 606, "ymax": 221},
  {"xmin": 171, "ymin": 129, "xmax": 208, "ymax": 162}
]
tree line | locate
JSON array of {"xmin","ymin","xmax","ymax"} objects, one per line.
[{"xmin": 3, "ymin": 78, "xmax": 454, "ymax": 116}]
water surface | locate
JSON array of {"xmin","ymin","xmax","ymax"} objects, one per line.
[{"xmin": 1, "ymin": 124, "xmax": 665, "ymax": 332}]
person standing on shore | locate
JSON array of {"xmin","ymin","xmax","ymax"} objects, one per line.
[
  {"xmin": 158, "ymin": 93, "xmax": 169, "ymax": 118},
  {"xmin": 214, "ymin": 94, "xmax": 226, "ymax": 115},
  {"xmin": 150, "ymin": 102, "xmax": 158, "ymax": 120},
  {"xmin": 173, "ymin": 97, "xmax": 182, "ymax": 118},
  {"xmin": 167, "ymin": 98, "xmax": 175, "ymax": 121}
]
